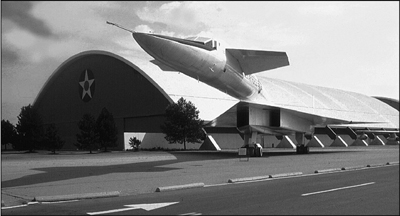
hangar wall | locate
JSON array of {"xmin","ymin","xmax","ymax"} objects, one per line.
[
  {"xmin": 34, "ymin": 51, "xmax": 173, "ymax": 150},
  {"xmin": 125, "ymin": 132, "xmax": 202, "ymax": 150}
]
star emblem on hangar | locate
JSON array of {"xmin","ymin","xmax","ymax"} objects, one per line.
[{"xmin": 78, "ymin": 69, "xmax": 95, "ymax": 102}]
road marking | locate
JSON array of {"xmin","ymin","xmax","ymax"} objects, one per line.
[
  {"xmin": 41, "ymin": 200, "xmax": 79, "ymax": 204},
  {"xmin": 204, "ymin": 183, "xmax": 230, "ymax": 187},
  {"xmin": 1, "ymin": 204, "xmax": 29, "ymax": 210},
  {"xmin": 87, "ymin": 202, "xmax": 179, "ymax": 215},
  {"xmin": 301, "ymin": 182, "xmax": 375, "ymax": 196},
  {"xmin": 206, "ymin": 164, "xmax": 397, "ymax": 188},
  {"xmin": 179, "ymin": 212, "xmax": 202, "ymax": 215},
  {"xmin": 1, "ymin": 201, "xmax": 39, "ymax": 210}
]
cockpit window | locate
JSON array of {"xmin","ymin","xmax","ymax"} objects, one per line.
[
  {"xmin": 152, "ymin": 33, "xmax": 219, "ymax": 51},
  {"xmin": 184, "ymin": 36, "xmax": 217, "ymax": 50},
  {"xmin": 185, "ymin": 36, "xmax": 212, "ymax": 43}
]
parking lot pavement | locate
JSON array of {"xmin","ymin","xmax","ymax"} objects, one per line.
[{"xmin": 1, "ymin": 146, "xmax": 399, "ymax": 207}]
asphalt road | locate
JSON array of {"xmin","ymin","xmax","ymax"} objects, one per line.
[{"xmin": 3, "ymin": 165, "xmax": 398, "ymax": 215}]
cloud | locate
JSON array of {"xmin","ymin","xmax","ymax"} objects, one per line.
[
  {"xmin": 2, "ymin": 1, "xmax": 54, "ymax": 37},
  {"xmin": 134, "ymin": 2, "xmax": 309, "ymax": 50},
  {"xmin": 2, "ymin": 25, "xmax": 46, "ymax": 64},
  {"xmin": 134, "ymin": 24, "xmax": 154, "ymax": 33},
  {"xmin": 3, "ymin": 26, "xmax": 38, "ymax": 49},
  {"xmin": 31, "ymin": 1, "xmax": 116, "ymax": 40},
  {"xmin": 112, "ymin": 34, "xmax": 142, "ymax": 52},
  {"xmin": 136, "ymin": 1, "xmax": 211, "ymax": 35},
  {"xmin": 298, "ymin": 2, "xmax": 347, "ymax": 17},
  {"xmin": 1, "ymin": 48, "xmax": 19, "ymax": 65},
  {"xmin": 3, "ymin": 24, "xmax": 84, "ymax": 64},
  {"xmin": 2, "ymin": 2, "xmax": 132, "ymax": 66}
]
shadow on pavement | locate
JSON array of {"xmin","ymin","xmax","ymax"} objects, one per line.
[{"xmin": 1, "ymin": 149, "xmax": 358, "ymax": 188}]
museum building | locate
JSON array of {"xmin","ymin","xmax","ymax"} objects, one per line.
[{"xmin": 33, "ymin": 50, "xmax": 399, "ymax": 151}]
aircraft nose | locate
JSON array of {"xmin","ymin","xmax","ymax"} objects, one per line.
[
  {"xmin": 132, "ymin": 32, "xmax": 174, "ymax": 60},
  {"xmin": 132, "ymin": 32, "xmax": 196, "ymax": 68},
  {"xmin": 132, "ymin": 32, "xmax": 157, "ymax": 53}
]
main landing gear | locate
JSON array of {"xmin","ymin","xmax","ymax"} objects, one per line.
[
  {"xmin": 241, "ymin": 143, "xmax": 263, "ymax": 157},
  {"xmin": 296, "ymin": 144, "xmax": 309, "ymax": 154}
]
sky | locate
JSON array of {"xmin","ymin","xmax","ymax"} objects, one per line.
[{"xmin": 2, "ymin": 1, "xmax": 399, "ymax": 125}]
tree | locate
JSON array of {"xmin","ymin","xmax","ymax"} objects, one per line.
[
  {"xmin": 15, "ymin": 104, "xmax": 44, "ymax": 152},
  {"xmin": 160, "ymin": 97, "xmax": 205, "ymax": 150},
  {"xmin": 75, "ymin": 113, "xmax": 98, "ymax": 154},
  {"xmin": 44, "ymin": 123, "xmax": 65, "ymax": 154},
  {"xmin": 95, "ymin": 107, "xmax": 118, "ymax": 152},
  {"xmin": 129, "ymin": 137, "xmax": 141, "ymax": 151},
  {"xmin": 1, "ymin": 119, "xmax": 17, "ymax": 150}
]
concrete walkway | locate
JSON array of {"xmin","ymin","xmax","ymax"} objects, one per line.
[{"xmin": 1, "ymin": 146, "xmax": 399, "ymax": 208}]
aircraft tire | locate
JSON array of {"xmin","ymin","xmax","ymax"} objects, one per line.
[{"xmin": 253, "ymin": 147, "xmax": 259, "ymax": 157}]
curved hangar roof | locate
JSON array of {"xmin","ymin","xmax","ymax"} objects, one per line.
[
  {"xmin": 256, "ymin": 76, "xmax": 399, "ymax": 128},
  {"xmin": 33, "ymin": 50, "xmax": 238, "ymax": 125}
]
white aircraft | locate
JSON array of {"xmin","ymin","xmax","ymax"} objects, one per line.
[{"xmin": 107, "ymin": 21, "xmax": 399, "ymax": 156}]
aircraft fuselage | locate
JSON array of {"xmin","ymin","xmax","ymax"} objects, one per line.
[{"xmin": 132, "ymin": 32, "xmax": 260, "ymax": 100}]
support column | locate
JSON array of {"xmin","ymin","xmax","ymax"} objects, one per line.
[
  {"xmin": 369, "ymin": 136, "xmax": 385, "ymax": 145},
  {"xmin": 250, "ymin": 131, "xmax": 258, "ymax": 146},
  {"xmin": 241, "ymin": 131, "xmax": 261, "ymax": 157},
  {"xmin": 386, "ymin": 134, "xmax": 399, "ymax": 145},
  {"xmin": 242, "ymin": 133, "xmax": 251, "ymax": 147},
  {"xmin": 276, "ymin": 135, "xmax": 296, "ymax": 149},
  {"xmin": 330, "ymin": 135, "xmax": 348, "ymax": 147},
  {"xmin": 199, "ymin": 135, "xmax": 221, "ymax": 150},
  {"xmin": 295, "ymin": 132, "xmax": 305, "ymax": 145},
  {"xmin": 346, "ymin": 127, "xmax": 367, "ymax": 146},
  {"xmin": 306, "ymin": 135, "xmax": 325, "ymax": 147},
  {"xmin": 351, "ymin": 133, "xmax": 368, "ymax": 146},
  {"xmin": 116, "ymin": 118, "xmax": 125, "ymax": 150},
  {"xmin": 351, "ymin": 139, "xmax": 368, "ymax": 146},
  {"xmin": 295, "ymin": 132, "xmax": 309, "ymax": 154}
]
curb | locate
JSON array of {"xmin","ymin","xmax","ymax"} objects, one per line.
[
  {"xmin": 314, "ymin": 168, "xmax": 342, "ymax": 173},
  {"xmin": 387, "ymin": 161, "xmax": 399, "ymax": 165},
  {"xmin": 340, "ymin": 165, "xmax": 366, "ymax": 171},
  {"xmin": 228, "ymin": 172, "xmax": 303, "ymax": 183},
  {"xmin": 155, "ymin": 182, "xmax": 204, "ymax": 192},
  {"xmin": 316, "ymin": 161, "xmax": 399, "ymax": 173},
  {"xmin": 269, "ymin": 172, "xmax": 303, "ymax": 178},
  {"xmin": 366, "ymin": 163, "xmax": 386, "ymax": 168},
  {"xmin": 34, "ymin": 191, "xmax": 120, "ymax": 202},
  {"xmin": 228, "ymin": 175, "xmax": 270, "ymax": 183}
]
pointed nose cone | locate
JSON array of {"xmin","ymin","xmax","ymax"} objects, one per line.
[
  {"xmin": 131, "ymin": 32, "xmax": 196, "ymax": 69},
  {"xmin": 132, "ymin": 32, "xmax": 178, "ymax": 62},
  {"xmin": 132, "ymin": 32, "xmax": 159, "ymax": 57}
]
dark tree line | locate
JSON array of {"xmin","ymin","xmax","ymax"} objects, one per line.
[
  {"xmin": 1, "ymin": 104, "xmax": 64, "ymax": 153},
  {"xmin": 2, "ymin": 105, "xmax": 118, "ymax": 154},
  {"xmin": 75, "ymin": 107, "xmax": 118, "ymax": 153},
  {"xmin": 1, "ymin": 119, "xmax": 17, "ymax": 151},
  {"xmin": 3, "ymin": 98, "xmax": 202, "ymax": 152}
]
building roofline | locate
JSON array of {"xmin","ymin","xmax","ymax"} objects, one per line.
[{"xmin": 33, "ymin": 50, "xmax": 174, "ymax": 107}]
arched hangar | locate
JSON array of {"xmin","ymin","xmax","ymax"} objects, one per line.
[
  {"xmin": 34, "ymin": 50, "xmax": 399, "ymax": 151},
  {"xmin": 33, "ymin": 50, "xmax": 237, "ymax": 150}
]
